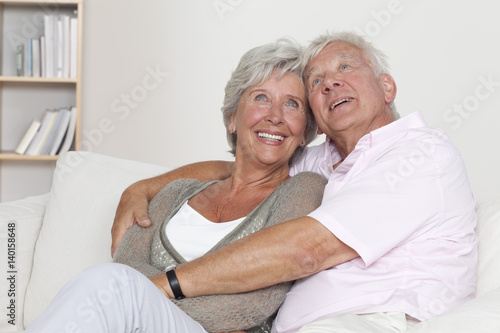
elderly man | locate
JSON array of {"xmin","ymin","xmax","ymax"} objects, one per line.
[{"xmin": 112, "ymin": 32, "xmax": 477, "ymax": 333}]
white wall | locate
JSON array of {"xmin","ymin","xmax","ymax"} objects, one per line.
[{"xmin": 3, "ymin": 0, "xmax": 500, "ymax": 204}]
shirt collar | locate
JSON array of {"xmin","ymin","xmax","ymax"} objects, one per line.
[{"xmin": 326, "ymin": 111, "xmax": 428, "ymax": 155}]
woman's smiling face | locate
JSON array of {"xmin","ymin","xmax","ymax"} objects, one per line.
[{"xmin": 229, "ymin": 70, "xmax": 307, "ymax": 169}]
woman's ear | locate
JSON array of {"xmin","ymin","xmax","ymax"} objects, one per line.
[{"xmin": 228, "ymin": 113, "xmax": 237, "ymax": 134}]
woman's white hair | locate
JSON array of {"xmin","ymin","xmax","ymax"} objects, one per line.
[
  {"xmin": 302, "ymin": 31, "xmax": 399, "ymax": 119},
  {"xmin": 221, "ymin": 38, "xmax": 317, "ymax": 165}
]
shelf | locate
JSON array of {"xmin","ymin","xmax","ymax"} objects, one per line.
[
  {"xmin": 0, "ymin": 76, "xmax": 77, "ymax": 83},
  {"xmin": 0, "ymin": 0, "xmax": 81, "ymax": 4},
  {"xmin": 0, "ymin": 151, "xmax": 59, "ymax": 160}
]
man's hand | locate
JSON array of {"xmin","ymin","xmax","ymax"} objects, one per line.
[
  {"xmin": 111, "ymin": 181, "xmax": 152, "ymax": 256},
  {"xmin": 111, "ymin": 161, "xmax": 234, "ymax": 256}
]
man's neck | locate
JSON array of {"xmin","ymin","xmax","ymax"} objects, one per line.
[{"xmin": 330, "ymin": 109, "xmax": 394, "ymax": 159}]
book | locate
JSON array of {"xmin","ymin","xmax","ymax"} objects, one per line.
[
  {"xmin": 62, "ymin": 15, "xmax": 71, "ymax": 78},
  {"xmin": 57, "ymin": 106, "xmax": 77, "ymax": 155},
  {"xmin": 48, "ymin": 108, "xmax": 72, "ymax": 155},
  {"xmin": 70, "ymin": 17, "xmax": 78, "ymax": 78},
  {"xmin": 43, "ymin": 15, "xmax": 54, "ymax": 77},
  {"xmin": 25, "ymin": 38, "xmax": 32, "ymax": 77},
  {"xmin": 15, "ymin": 120, "xmax": 41, "ymax": 155},
  {"xmin": 40, "ymin": 36, "xmax": 46, "ymax": 77},
  {"xmin": 16, "ymin": 44, "xmax": 24, "ymax": 76},
  {"xmin": 55, "ymin": 16, "xmax": 63, "ymax": 78},
  {"xmin": 32, "ymin": 38, "xmax": 41, "ymax": 77},
  {"xmin": 25, "ymin": 110, "xmax": 58, "ymax": 155},
  {"xmin": 39, "ymin": 108, "xmax": 70, "ymax": 155}
]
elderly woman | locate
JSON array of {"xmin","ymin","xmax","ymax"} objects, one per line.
[{"xmin": 25, "ymin": 39, "xmax": 326, "ymax": 333}]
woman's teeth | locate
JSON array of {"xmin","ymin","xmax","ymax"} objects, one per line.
[{"xmin": 258, "ymin": 132, "xmax": 284, "ymax": 141}]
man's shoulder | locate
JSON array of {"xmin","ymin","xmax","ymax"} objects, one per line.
[
  {"xmin": 395, "ymin": 126, "xmax": 460, "ymax": 159},
  {"xmin": 290, "ymin": 140, "xmax": 331, "ymax": 175}
]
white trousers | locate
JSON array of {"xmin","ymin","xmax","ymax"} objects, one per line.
[
  {"xmin": 27, "ymin": 263, "xmax": 418, "ymax": 333},
  {"xmin": 296, "ymin": 312, "xmax": 418, "ymax": 333},
  {"xmin": 25, "ymin": 263, "xmax": 208, "ymax": 333}
]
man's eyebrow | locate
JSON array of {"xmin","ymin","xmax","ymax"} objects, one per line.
[
  {"xmin": 305, "ymin": 52, "xmax": 361, "ymax": 81},
  {"xmin": 305, "ymin": 67, "xmax": 319, "ymax": 82},
  {"xmin": 338, "ymin": 52, "xmax": 359, "ymax": 61}
]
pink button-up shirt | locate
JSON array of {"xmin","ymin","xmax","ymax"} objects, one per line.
[{"xmin": 274, "ymin": 111, "xmax": 477, "ymax": 333}]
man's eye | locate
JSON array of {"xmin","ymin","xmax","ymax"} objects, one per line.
[
  {"xmin": 312, "ymin": 78, "xmax": 322, "ymax": 86},
  {"xmin": 340, "ymin": 64, "xmax": 350, "ymax": 71}
]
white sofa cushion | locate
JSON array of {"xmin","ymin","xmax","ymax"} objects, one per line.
[
  {"xmin": 475, "ymin": 199, "xmax": 500, "ymax": 297},
  {"xmin": 0, "ymin": 194, "xmax": 48, "ymax": 332},
  {"xmin": 406, "ymin": 287, "xmax": 500, "ymax": 332},
  {"xmin": 23, "ymin": 151, "xmax": 169, "ymax": 328}
]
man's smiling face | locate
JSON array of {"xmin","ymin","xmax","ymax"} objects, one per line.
[{"xmin": 305, "ymin": 42, "xmax": 396, "ymax": 140}]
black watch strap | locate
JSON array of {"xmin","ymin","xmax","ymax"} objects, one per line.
[{"xmin": 166, "ymin": 269, "xmax": 185, "ymax": 300}]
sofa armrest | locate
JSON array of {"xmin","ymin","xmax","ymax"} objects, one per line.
[
  {"xmin": 23, "ymin": 151, "xmax": 170, "ymax": 328},
  {"xmin": 0, "ymin": 193, "xmax": 49, "ymax": 331}
]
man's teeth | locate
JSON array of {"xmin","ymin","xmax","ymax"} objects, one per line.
[
  {"xmin": 258, "ymin": 132, "xmax": 284, "ymax": 141},
  {"xmin": 330, "ymin": 98, "xmax": 354, "ymax": 110}
]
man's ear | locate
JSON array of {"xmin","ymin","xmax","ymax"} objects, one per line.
[{"xmin": 380, "ymin": 74, "xmax": 397, "ymax": 104}]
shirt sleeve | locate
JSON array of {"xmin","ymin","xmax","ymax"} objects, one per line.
[
  {"xmin": 290, "ymin": 143, "xmax": 329, "ymax": 176},
  {"xmin": 308, "ymin": 132, "xmax": 474, "ymax": 267}
]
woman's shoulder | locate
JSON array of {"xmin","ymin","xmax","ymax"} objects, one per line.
[
  {"xmin": 287, "ymin": 171, "xmax": 327, "ymax": 187},
  {"xmin": 276, "ymin": 172, "xmax": 327, "ymax": 198},
  {"xmin": 158, "ymin": 178, "xmax": 200, "ymax": 194},
  {"xmin": 153, "ymin": 178, "xmax": 212, "ymax": 204}
]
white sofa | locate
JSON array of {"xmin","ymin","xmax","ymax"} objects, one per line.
[{"xmin": 1, "ymin": 151, "xmax": 499, "ymax": 332}]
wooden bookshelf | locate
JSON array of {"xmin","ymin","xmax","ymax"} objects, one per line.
[{"xmin": 0, "ymin": 0, "xmax": 83, "ymax": 200}]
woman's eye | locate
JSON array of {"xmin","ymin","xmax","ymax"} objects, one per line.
[
  {"xmin": 286, "ymin": 100, "xmax": 299, "ymax": 107},
  {"xmin": 340, "ymin": 64, "xmax": 350, "ymax": 71},
  {"xmin": 255, "ymin": 94, "xmax": 268, "ymax": 101}
]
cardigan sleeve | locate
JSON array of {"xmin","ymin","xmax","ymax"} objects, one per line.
[{"xmin": 173, "ymin": 172, "xmax": 327, "ymax": 333}]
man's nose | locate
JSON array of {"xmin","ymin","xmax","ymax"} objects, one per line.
[{"xmin": 322, "ymin": 74, "xmax": 343, "ymax": 94}]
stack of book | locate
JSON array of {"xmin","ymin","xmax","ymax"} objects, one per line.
[
  {"xmin": 15, "ymin": 106, "xmax": 77, "ymax": 156},
  {"xmin": 16, "ymin": 13, "xmax": 78, "ymax": 78}
]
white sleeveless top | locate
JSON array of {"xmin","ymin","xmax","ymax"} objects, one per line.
[{"xmin": 165, "ymin": 201, "xmax": 246, "ymax": 261}]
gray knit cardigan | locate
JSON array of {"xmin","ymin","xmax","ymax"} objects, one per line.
[{"xmin": 114, "ymin": 171, "xmax": 326, "ymax": 333}]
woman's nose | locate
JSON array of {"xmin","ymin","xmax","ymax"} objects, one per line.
[{"xmin": 266, "ymin": 103, "xmax": 284, "ymax": 124}]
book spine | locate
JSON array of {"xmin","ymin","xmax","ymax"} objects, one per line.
[
  {"xmin": 15, "ymin": 121, "xmax": 42, "ymax": 155},
  {"xmin": 16, "ymin": 44, "xmax": 24, "ymax": 76},
  {"xmin": 25, "ymin": 39, "xmax": 33, "ymax": 77}
]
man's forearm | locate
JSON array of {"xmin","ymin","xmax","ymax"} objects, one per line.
[
  {"xmin": 173, "ymin": 216, "xmax": 359, "ymax": 297},
  {"xmin": 141, "ymin": 160, "xmax": 234, "ymax": 200},
  {"xmin": 111, "ymin": 160, "xmax": 234, "ymax": 256}
]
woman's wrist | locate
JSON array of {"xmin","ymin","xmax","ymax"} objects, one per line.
[
  {"xmin": 150, "ymin": 273, "xmax": 175, "ymax": 299},
  {"xmin": 166, "ymin": 269, "xmax": 186, "ymax": 300}
]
